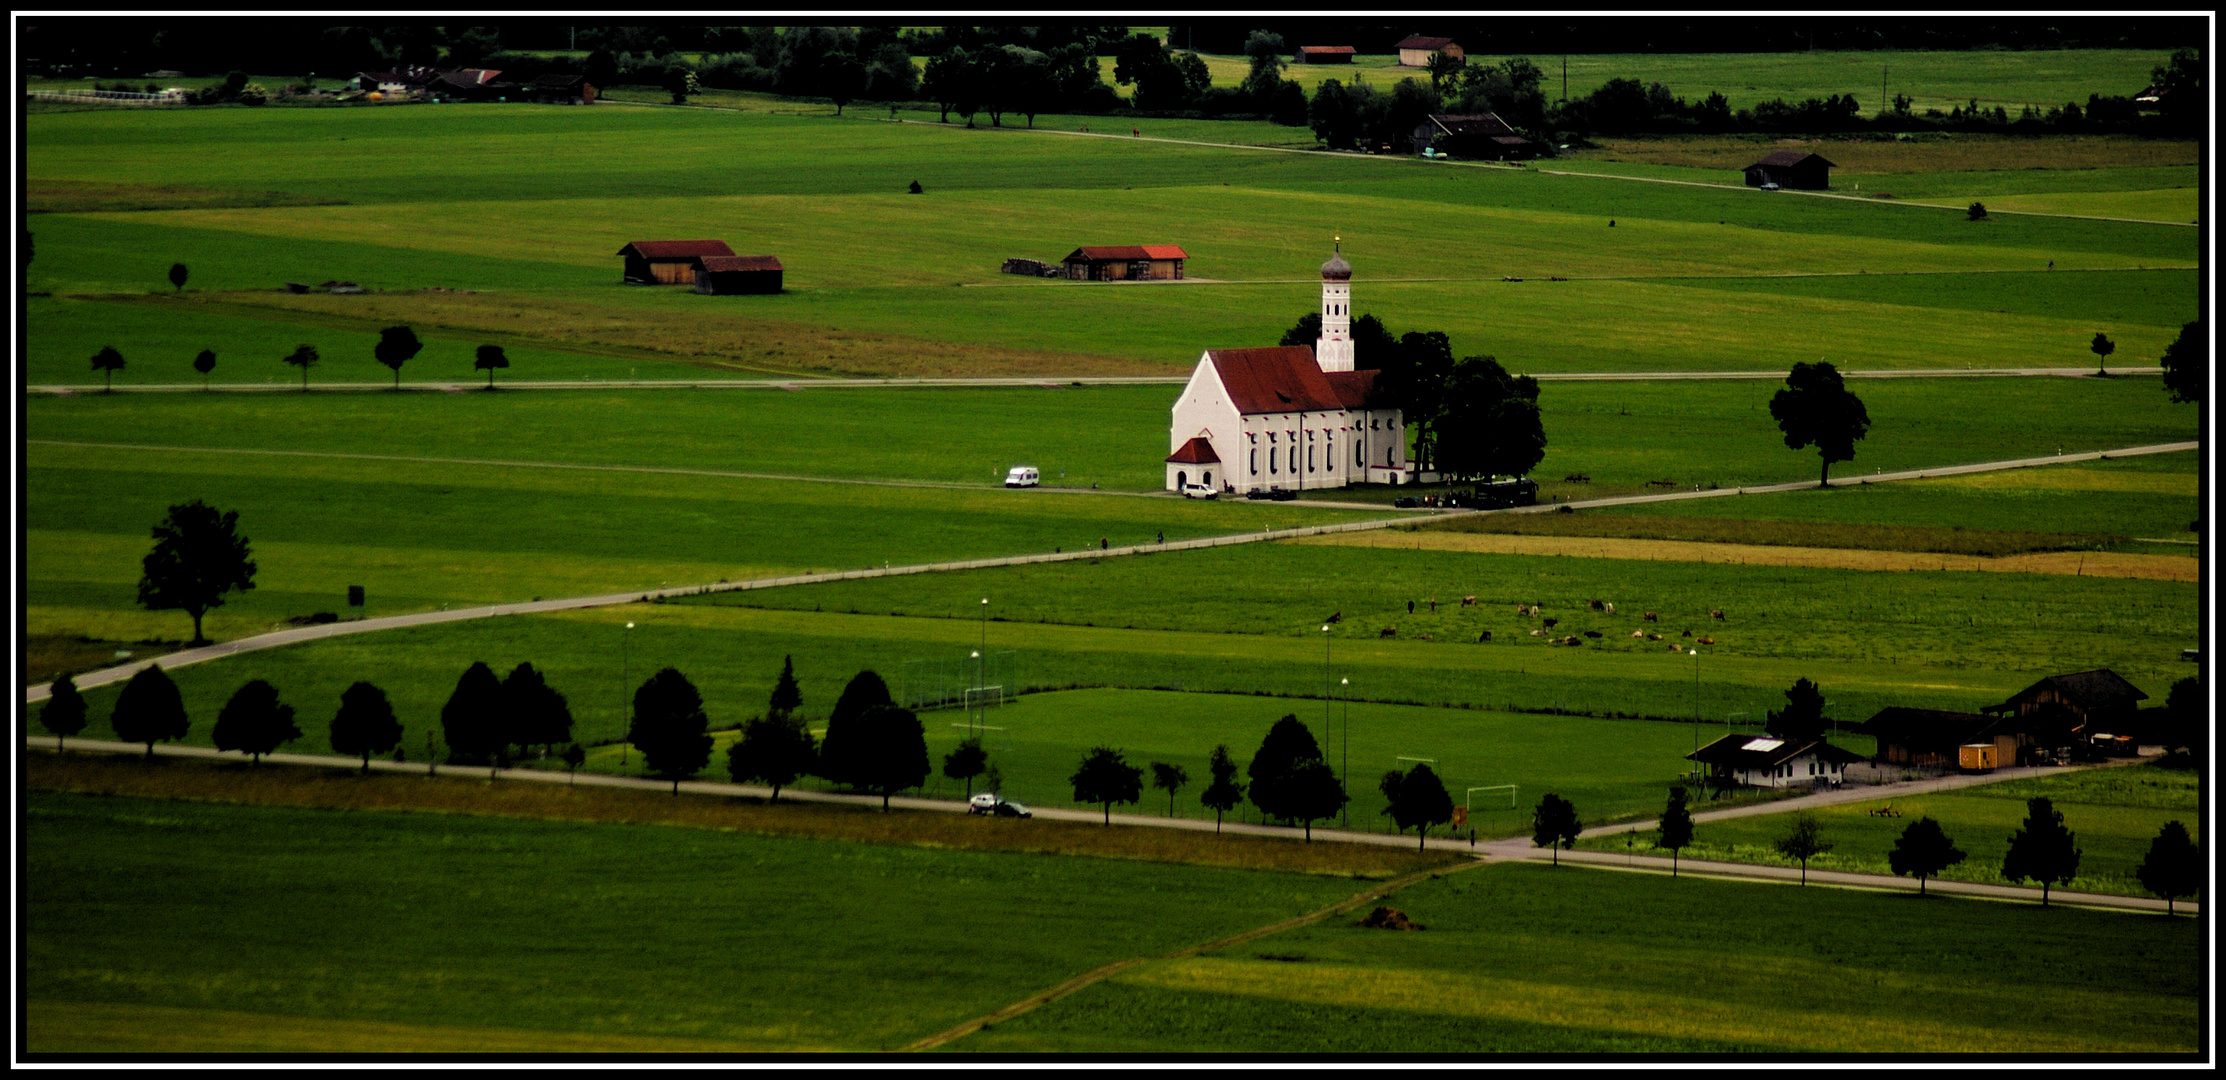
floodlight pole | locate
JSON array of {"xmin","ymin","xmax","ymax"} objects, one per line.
[
  {"xmin": 1691, "ymin": 648, "xmax": 1701, "ymax": 752},
  {"xmin": 979, "ymin": 597, "xmax": 989, "ymax": 736},
  {"xmin": 1340, "ymin": 676, "xmax": 1350, "ymax": 827},
  {"xmin": 621, "ymin": 622, "xmax": 635, "ymax": 767}
]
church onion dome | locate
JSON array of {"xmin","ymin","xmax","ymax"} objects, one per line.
[{"xmin": 1321, "ymin": 251, "xmax": 1352, "ymax": 280}]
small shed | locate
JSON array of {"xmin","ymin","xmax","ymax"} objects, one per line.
[
  {"xmin": 1687, "ymin": 734, "xmax": 1864, "ymax": 790},
  {"xmin": 1062, "ymin": 245, "xmax": 1188, "ymax": 281},
  {"xmin": 1297, "ymin": 46, "xmax": 1355, "ymax": 64},
  {"xmin": 1742, "ymin": 151, "xmax": 1836, "ymax": 189},
  {"xmin": 1395, "ymin": 35, "xmax": 1464, "ymax": 67},
  {"xmin": 1412, "ymin": 113, "xmax": 1537, "ymax": 159},
  {"xmin": 693, "ymin": 255, "xmax": 783, "ymax": 295},
  {"xmin": 619, "ymin": 240, "xmax": 736, "ymax": 285},
  {"xmin": 527, "ymin": 74, "xmax": 597, "ymax": 105},
  {"xmin": 1858, "ymin": 707, "xmax": 2029, "ymax": 769}
]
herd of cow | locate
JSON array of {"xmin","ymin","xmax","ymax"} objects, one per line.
[{"xmin": 1363, "ymin": 598, "xmax": 1730, "ymax": 648}]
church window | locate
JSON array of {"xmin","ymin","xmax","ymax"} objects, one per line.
[
  {"xmin": 1369, "ymin": 419, "xmax": 1378, "ymax": 430},
  {"xmin": 1250, "ymin": 449, "xmax": 1258, "ymax": 475},
  {"xmin": 1290, "ymin": 447, "xmax": 1299, "ymax": 473},
  {"xmin": 1268, "ymin": 432, "xmax": 1276, "ymax": 443},
  {"xmin": 1269, "ymin": 449, "xmax": 1277, "ymax": 474},
  {"xmin": 1247, "ymin": 432, "xmax": 1256, "ymax": 443},
  {"xmin": 1308, "ymin": 446, "xmax": 1315, "ymax": 472},
  {"xmin": 1355, "ymin": 441, "xmax": 1363, "ymax": 467}
]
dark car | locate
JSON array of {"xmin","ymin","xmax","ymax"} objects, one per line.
[{"xmin": 968, "ymin": 793, "xmax": 1032, "ymax": 818}]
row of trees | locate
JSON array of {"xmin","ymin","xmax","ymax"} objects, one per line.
[
  {"xmin": 39, "ymin": 665, "xmax": 441, "ymax": 775},
  {"xmin": 89, "ymin": 322, "xmax": 511, "ymax": 393}
]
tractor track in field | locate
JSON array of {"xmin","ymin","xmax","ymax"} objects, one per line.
[{"xmin": 22, "ymin": 440, "xmax": 2197, "ymax": 705}]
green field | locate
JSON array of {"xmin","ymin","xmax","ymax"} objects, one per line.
[
  {"xmin": 957, "ymin": 859, "xmax": 2200, "ymax": 1053},
  {"xmin": 1582, "ymin": 762, "xmax": 2200, "ymax": 898}
]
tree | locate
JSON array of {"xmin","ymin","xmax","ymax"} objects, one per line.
[
  {"xmin": 193, "ymin": 348, "xmax": 216, "ymax": 391},
  {"xmin": 110, "ymin": 664, "xmax": 189, "ymax": 756},
  {"xmin": 561, "ymin": 742, "xmax": 587, "ymax": 785},
  {"xmin": 136, "ymin": 499, "xmax": 257, "ymax": 645},
  {"xmin": 822, "ymin": 52, "xmax": 868, "ymax": 115},
  {"xmin": 440, "ymin": 661, "xmax": 506, "ymax": 767},
  {"xmin": 1380, "ymin": 763, "xmax": 1454, "ymax": 849},
  {"xmin": 1532, "ymin": 793, "xmax": 1580, "ymax": 864},
  {"xmin": 1433, "ymin": 354, "xmax": 1545, "ymax": 482},
  {"xmin": 1150, "ymin": 761, "xmax": 1189, "ymax": 816},
  {"xmin": 1765, "ymin": 677, "xmax": 1829, "ymax": 744},
  {"xmin": 503, "ymin": 662, "xmax": 572, "ymax": 758},
  {"xmin": 2135, "ymin": 821, "xmax": 2199, "ymax": 916},
  {"xmin": 1309, "ymin": 79, "xmax": 1361, "ymax": 149},
  {"xmin": 942, "ymin": 736, "xmax": 988, "ymax": 797},
  {"xmin": 329, "ymin": 680, "xmax": 402, "ymax": 773},
  {"xmin": 846, "ymin": 704, "xmax": 929, "ymax": 811},
  {"xmin": 1425, "ymin": 51, "xmax": 1463, "ymax": 92},
  {"xmin": 283, "ymin": 343, "xmax": 319, "ymax": 391},
  {"xmin": 1657, "ymin": 786, "xmax": 1694, "ymax": 876},
  {"xmin": 168, "ymin": 262, "xmax": 188, "ymax": 292},
  {"xmin": 211, "ymin": 678, "xmax": 300, "ymax": 765},
  {"xmin": 2159, "ymin": 321, "xmax": 2201, "ymax": 404},
  {"xmin": 374, "ymin": 325, "xmax": 422, "ymax": 390},
  {"xmin": 475, "ymin": 344, "xmax": 508, "ymax": 389},
  {"xmin": 1773, "ymin": 812, "xmax": 1833, "ymax": 884},
  {"xmin": 767, "ymin": 655, "xmax": 803, "ymax": 722},
  {"xmin": 816, "ymin": 669, "xmax": 894, "ymax": 786},
  {"xmin": 630, "ymin": 667, "xmax": 714, "ymax": 794},
  {"xmin": 922, "ymin": 47, "xmax": 971, "ymax": 123},
  {"xmin": 1769, "ymin": 361, "xmax": 1870, "ymax": 488},
  {"xmin": 1071, "ymin": 746, "xmax": 1145, "ymax": 824},
  {"xmin": 40, "ymin": 674, "xmax": 88, "ymax": 751},
  {"xmin": 1200, "ymin": 743, "xmax": 1244, "ymax": 833},
  {"xmin": 730, "ymin": 714, "xmax": 818, "ymax": 802},
  {"xmin": 662, "ymin": 64, "xmax": 695, "ymax": 104},
  {"xmin": 2089, "ymin": 331, "xmax": 2116, "ymax": 376},
  {"xmin": 1887, "ymin": 816, "xmax": 1966, "ymax": 896},
  {"xmin": 1247, "ymin": 713, "xmax": 1325, "ymax": 825},
  {"xmin": 1282, "ymin": 758, "xmax": 1347, "ymax": 841},
  {"xmin": 2155, "ymin": 677, "xmax": 2201, "ymax": 759},
  {"xmin": 2002, "ymin": 796, "xmax": 2082, "ymax": 906},
  {"xmin": 90, "ymin": 345, "xmax": 125, "ymax": 393},
  {"xmin": 1967, "ymin": 201, "xmax": 1988, "ymax": 220}
]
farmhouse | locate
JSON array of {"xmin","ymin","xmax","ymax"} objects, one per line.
[
  {"xmin": 693, "ymin": 255, "xmax": 784, "ymax": 295},
  {"xmin": 1688, "ymin": 734, "xmax": 1863, "ymax": 790},
  {"xmin": 1742, "ymin": 150, "xmax": 1835, "ymax": 189},
  {"xmin": 1062, "ymin": 245, "xmax": 1188, "ymax": 281},
  {"xmin": 1858, "ymin": 707, "xmax": 2031, "ymax": 769},
  {"xmin": 618, "ymin": 240, "xmax": 736, "ymax": 285},
  {"xmin": 426, "ymin": 69, "xmax": 518, "ymax": 103},
  {"xmin": 527, "ymin": 74, "xmax": 597, "ymax": 105},
  {"xmin": 351, "ymin": 67, "xmax": 440, "ymax": 96},
  {"xmin": 1166, "ymin": 244, "xmax": 1405, "ymax": 493},
  {"xmin": 1411, "ymin": 113, "xmax": 1538, "ymax": 159},
  {"xmin": 1395, "ymin": 35, "xmax": 1464, "ymax": 67},
  {"xmin": 1983, "ymin": 669, "xmax": 2148, "ymax": 738},
  {"xmin": 1297, "ymin": 46, "xmax": 1356, "ymax": 64}
]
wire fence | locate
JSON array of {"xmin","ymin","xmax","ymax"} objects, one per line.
[{"xmin": 29, "ymin": 89, "xmax": 185, "ymax": 107}]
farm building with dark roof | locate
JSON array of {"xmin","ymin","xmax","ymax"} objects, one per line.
[
  {"xmin": 619, "ymin": 240, "xmax": 736, "ymax": 285},
  {"xmin": 1742, "ymin": 150, "xmax": 1836, "ymax": 189},
  {"xmin": 527, "ymin": 73, "xmax": 597, "ymax": 105},
  {"xmin": 1297, "ymin": 45, "xmax": 1355, "ymax": 63},
  {"xmin": 693, "ymin": 254, "xmax": 784, "ymax": 295},
  {"xmin": 1984, "ymin": 669, "xmax": 2149, "ymax": 736},
  {"xmin": 1395, "ymin": 35, "xmax": 1464, "ymax": 66},
  {"xmin": 1688, "ymin": 733, "xmax": 1864, "ymax": 790},
  {"xmin": 1412, "ymin": 113, "xmax": 1538, "ymax": 159},
  {"xmin": 1858, "ymin": 707, "xmax": 2033, "ymax": 769},
  {"xmin": 1062, "ymin": 245, "xmax": 1188, "ymax": 281}
]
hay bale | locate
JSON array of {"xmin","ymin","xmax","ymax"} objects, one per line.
[{"xmin": 1356, "ymin": 906, "xmax": 1424, "ymax": 931}]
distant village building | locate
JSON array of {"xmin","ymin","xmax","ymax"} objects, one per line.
[
  {"xmin": 352, "ymin": 67, "xmax": 440, "ymax": 96},
  {"xmin": 1395, "ymin": 35, "xmax": 1464, "ymax": 67},
  {"xmin": 1166, "ymin": 243, "xmax": 1405, "ymax": 494},
  {"xmin": 618, "ymin": 240, "xmax": 736, "ymax": 285},
  {"xmin": 527, "ymin": 74, "xmax": 597, "ymax": 105},
  {"xmin": 1742, "ymin": 150, "xmax": 1835, "ymax": 189},
  {"xmin": 693, "ymin": 255, "xmax": 784, "ymax": 294},
  {"xmin": 1687, "ymin": 734, "xmax": 1863, "ymax": 790},
  {"xmin": 426, "ymin": 69, "xmax": 518, "ymax": 103},
  {"xmin": 1297, "ymin": 46, "xmax": 1356, "ymax": 64},
  {"xmin": 1062, "ymin": 245, "xmax": 1188, "ymax": 281},
  {"xmin": 1411, "ymin": 113, "xmax": 1538, "ymax": 159}
]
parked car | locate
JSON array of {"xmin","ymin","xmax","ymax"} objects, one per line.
[
  {"xmin": 1269, "ymin": 488, "xmax": 1297, "ymax": 501},
  {"xmin": 968, "ymin": 793, "xmax": 1031, "ymax": 818},
  {"xmin": 1759, "ymin": 181, "xmax": 1781, "ymax": 191},
  {"xmin": 1004, "ymin": 466, "xmax": 1040, "ymax": 488},
  {"xmin": 1180, "ymin": 482, "xmax": 1218, "ymax": 500}
]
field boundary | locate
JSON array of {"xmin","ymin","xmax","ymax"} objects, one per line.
[{"xmin": 23, "ymin": 440, "xmax": 2197, "ymax": 706}]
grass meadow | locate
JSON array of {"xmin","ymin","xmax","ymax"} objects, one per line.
[
  {"xmin": 1583, "ymin": 761, "xmax": 2200, "ymax": 898},
  {"xmin": 955, "ymin": 859, "xmax": 2200, "ymax": 1053}
]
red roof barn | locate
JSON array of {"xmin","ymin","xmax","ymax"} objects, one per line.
[
  {"xmin": 619, "ymin": 240, "xmax": 736, "ymax": 285},
  {"xmin": 1062, "ymin": 245, "xmax": 1188, "ymax": 281}
]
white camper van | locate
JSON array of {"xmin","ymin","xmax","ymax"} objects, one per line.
[{"xmin": 1004, "ymin": 466, "xmax": 1040, "ymax": 488}]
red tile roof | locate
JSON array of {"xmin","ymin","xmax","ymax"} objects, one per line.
[
  {"xmin": 1397, "ymin": 35, "xmax": 1457, "ymax": 50},
  {"xmin": 1209, "ymin": 347, "xmax": 1345, "ymax": 415},
  {"xmin": 1323, "ymin": 369, "xmax": 1381, "ymax": 410},
  {"xmin": 619, "ymin": 240, "xmax": 736, "ymax": 260},
  {"xmin": 698, "ymin": 255, "xmax": 783, "ymax": 272},
  {"xmin": 1165, "ymin": 437, "xmax": 1220, "ymax": 464},
  {"xmin": 1299, "ymin": 45, "xmax": 1355, "ymax": 55},
  {"xmin": 1066, "ymin": 245, "xmax": 1188, "ymax": 262}
]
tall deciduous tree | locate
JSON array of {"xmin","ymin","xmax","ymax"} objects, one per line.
[
  {"xmin": 41, "ymin": 674, "xmax": 88, "ymax": 751},
  {"xmin": 1071, "ymin": 746, "xmax": 1145, "ymax": 824},
  {"xmin": 212, "ymin": 678, "xmax": 300, "ymax": 764},
  {"xmin": 2159, "ymin": 320, "xmax": 2200, "ymax": 404},
  {"xmin": 630, "ymin": 667, "xmax": 714, "ymax": 793},
  {"xmin": 817, "ymin": 669, "xmax": 893, "ymax": 786},
  {"xmin": 1887, "ymin": 816, "xmax": 1966, "ymax": 896},
  {"xmin": 283, "ymin": 343, "xmax": 319, "ymax": 391},
  {"xmin": 2002, "ymin": 796, "xmax": 2082, "ymax": 906},
  {"xmin": 329, "ymin": 680, "xmax": 403, "ymax": 773},
  {"xmin": 847, "ymin": 704, "xmax": 929, "ymax": 811},
  {"xmin": 1532, "ymin": 793, "xmax": 1580, "ymax": 864},
  {"xmin": 503, "ymin": 662, "xmax": 572, "ymax": 759},
  {"xmin": 2089, "ymin": 331, "xmax": 2116, "ymax": 376},
  {"xmin": 90, "ymin": 345, "xmax": 125, "ymax": 392},
  {"xmin": 1773, "ymin": 812, "xmax": 1833, "ymax": 884},
  {"xmin": 1380, "ymin": 762, "xmax": 1454, "ymax": 849},
  {"xmin": 1200, "ymin": 743, "xmax": 1244, "ymax": 833},
  {"xmin": 193, "ymin": 348, "xmax": 217, "ymax": 391},
  {"xmin": 766, "ymin": 655, "xmax": 803, "ymax": 722},
  {"xmin": 1769, "ymin": 361, "xmax": 1870, "ymax": 487},
  {"xmin": 942, "ymin": 736, "xmax": 987, "ymax": 797},
  {"xmin": 136, "ymin": 499, "xmax": 256, "ymax": 645},
  {"xmin": 562, "ymin": 742, "xmax": 587, "ymax": 784},
  {"xmin": 2156, "ymin": 677, "xmax": 2201, "ymax": 760},
  {"xmin": 1150, "ymin": 761, "xmax": 1189, "ymax": 817},
  {"xmin": 110, "ymin": 664, "xmax": 189, "ymax": 756},
  {"xmin": 1433, "ymin": 354, "xmax": 1545, "ymax": 481},
  {"xmin": 1765, "ymin": 677, "xmax": 1829, "ymax": 743},
  {"xmin": 440, "ymin": 661, "xmax": 505, "ymax": 767},
  {"xmin": 1283, "ymin": 758, "xmax": 1348, "ymax": 841},
  {"xmin": 475, "ymin": 344, "xmax": 508, "ymax": 389},
  {"xmin": 168, "ymin": 262, "xmax": 189, "ymax": 292},
  {"xmin": 374, "ymin": 325, "xmax": 422, "ymax": 389},
  {"xmin": 2135, "ymin": 820, "xmax": 2198, "ymax": 916},
  {"xmin": 730, "ymin": 714, "xmax": 818, "ymax": 802},
  {"xmin": 1657, "ymin": 785, "xmax": 1694, "ymax": 876},
  {"xmin": 1247, "ymin": 713, "xmax": 1325, "ymax": 825}
]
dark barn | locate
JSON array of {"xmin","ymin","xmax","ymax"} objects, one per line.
[
  {"xmin": 619, "ymin": 240, "xmax": 736, "ymax": 285},
  {"xmin": 1411, "ymin": 113, "xmax": 1537, "ymax": 159},
  {"xmin": 693, "ymin": 254, "xmax": 784, "ymax": 295},
  {"xmin": 1297, "ymin": 46, "xmax": 1356, "ymax": 64},
  {"xmin": 1742, "ymin": 150, "xmax": 1836, "ymax": 189}
]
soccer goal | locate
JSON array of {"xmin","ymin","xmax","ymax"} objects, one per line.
[
  {"xmin": 1395, "ymin": 755, "xmax": 1438, "ymax": 768},
  {"xmin": 1468, "ymin": 785, "xmax": 1518, "ymax": 811}
]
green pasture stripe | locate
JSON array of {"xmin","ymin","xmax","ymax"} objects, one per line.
[{"xmin": 1662, "ymin": 266, "xmax": 2194, "ymax": 326}]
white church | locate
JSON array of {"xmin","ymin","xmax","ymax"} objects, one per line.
[{"xmin": 1165, "ymin": 243, "xmax": 1408, "ymax": 494}]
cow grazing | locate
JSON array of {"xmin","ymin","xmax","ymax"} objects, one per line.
[
  {"xmin": 1681, "ymin": 630, "xmax": 1693, "ymax": 638},
  {"xmin": 1630, "ymin": 629, "xmax": 1646, "ymax": 639},
  {"xmin": 1560, "ymin": 636, "xmax": 1583, "ymax": 647},
  {"xmin": 1380, "ymin": 627, "xmax": 1398, "ymax": 638},
  {"xmin": 1542, "ymin": 617, "xmax": 1558, "ymax": 629},
  {"xmin": 1478, "ymin": 630, "xmax": 1492, "ymax": 642},
  {"xmin": 1711, "ymin": 610, "xmax": 1726, "ymax": 621},
  {"xmin": 1697, "ymin": 636, "xmax": 1716, "ymax": 645},
  {"xmin": 1420, "ymin": 632, "xmax": 1434, "ymax": 641},
  {"xmin": 1530, "ymin": 629, "xmax": 1545, "ymax": 637},
  {"xmin": 1325, "ymin": 611, "xmax": 1342, "ymax": 624},
  {"xmin": 1462, "ymin": 596, "xmax": 1477, "ymax": 607},
  {"xmin": 1647, "ymin": 632, "xmax": 1662, "ymax": 641},
  {"xmin": 1583, "ymin": 630, "xmax": 1603, "ymax": 639},
  {"xmin": 1589, "ymin": 599, "xmax": 1605, "ymax": 611},
  {"xmin": 1513, "ymin": 605, "xmax": 1529, "ymax": 616},
  {"xmin": 1603, "ymin": 603, "xmax": 1615, "ymax": 615},
  {"xmin": 1429, "ymin": 600, "xmax": 1437, "ymax": 613},
  {"xmin": 1643, "ymin": 611, "xmax": 1658, "ymax": 622}
]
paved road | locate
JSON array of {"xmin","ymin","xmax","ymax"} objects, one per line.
[
  {"xmin": 25, "ymin": 439, "xmax": 2197, "ymax": 706},
  {"xmin": 28, "ymin": 737, "xmax": 2191, "ymax": 916}
]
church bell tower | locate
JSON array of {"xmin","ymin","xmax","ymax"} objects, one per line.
[{"xmin": 1315, "ymin": 237, "xmax": 1354, "ymax": 373}]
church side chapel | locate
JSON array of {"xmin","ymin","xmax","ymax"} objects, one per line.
[{"xmin": 1166, "ymin": 242, "xmax": 1409, "ymax": 494}]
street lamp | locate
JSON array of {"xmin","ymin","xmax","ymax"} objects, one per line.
[
  {"xmin": 978, "ymin": 597, "xmax": 989, "ymax": 735},
  {"xmin": 621, "ymin": 622, "xmax": 635, "ymax": 767},
  {"xmin": 1340, "ymin": 676, "xmax": 1350, "ymax": 827}
]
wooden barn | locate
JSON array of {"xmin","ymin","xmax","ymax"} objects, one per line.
[
  {"xmin": 1742, "ymin": 150, "xmax": 1836, "ymax": 189},
  {"xmin": 1062, "ymin": 245, "xmax": 1188, "ymax": 281},
  {"xmin": 527, "ymin": 74, "xmax": 597, "ymax": 105},
  {"xmin": 1396, "ymin": 35, "xmax": 1464, "ymax": 67},
  {"xmin": 1411, "ymin": 113, "xmax": 1538, "ymax": 159},
  {"xmin": 1984, "ymin": 669, "xmax": 2148, "ymax": 738},
  {"xmin": 1297, "ymin": 46, "xmax": 1356, "ymax": 64},
  {"xmin": 1858, "ymin": 708, "xmax": 2030, "ymax": 769},
  {"xmin": 693, "ymin": 254, "xmax": 784, "ymax": 295},
  {"xmin": 619, "ymin": 240, "xmax": 736, "ymax": 285}
]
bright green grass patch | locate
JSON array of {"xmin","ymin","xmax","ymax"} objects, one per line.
[
  {"xmin": 1663, "ymin": 267, "xmax": 2194, "ymax": 327},
  {"xmin": 1583, "ymin": 763, "xmax": 2200, "ymax": 898},
  {"xmin": 1913, "ymin": 188, "xmax": 2201, "ymax": 224},
  {"xmin": 1425, "ymin": 511, "xmax": 2118, "ymax": 557},
  {"xmin": 957, "ymin": 860, "xmax": 2200, "ymax": 1053},
  {"xmin": 24, "ymin": 788, "xmax": 1367, "ymax": 1052}
]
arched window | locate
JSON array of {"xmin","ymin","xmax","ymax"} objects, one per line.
[
  {"xmin": 1290, "ymin": 446, "xmax": 1299, "ymax": 473},
  {"xmin": 1308, "ymin": 446, "xmax": 1315, "ymax": 472},
  {"xmin": 1250, "ymin": 449, "xmax": 1258, "ymax": 475},
  {"xmin": 1270, "ymin": 449, "xmax": 1278, "ymax": 474}
]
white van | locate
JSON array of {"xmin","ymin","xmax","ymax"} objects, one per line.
[{"xmin": 1004, "ymin": 466, "xmax": 1040, "ymax": 488}]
